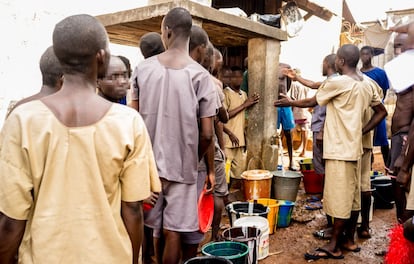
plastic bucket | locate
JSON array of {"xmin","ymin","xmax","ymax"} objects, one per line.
[
  {"xmin": 184, "ymin": 256, "xmax": 233, "ymax": 264},
  {"xmin": 233, "ymin": 216, "xmax": 269, "ymax": 260},
  {"xmin": 241, "ymin": 170, "xmax": 273, "ymax": 200},
  {"xmin": 371, "ymin": 176, "xmax": 395, "ymax": 209},
  {"xmin": 272, "ymin": 171, "xmax": 302, "ymax": 202},
  {"xmin": 277, "ymin": 200, "xmax": 295, "ymax": 228},
  {"xmin": 202, "ymin": 241, "xmax": 249, "ymax": 264},
  {"xmin": 299, "ymin": 158, "xmax": 314, "ymax": 171},
  {"xmin": 248, "ymin": 199, "xmax": 279, "ymax": 234},
  {"xmin": 302, "ymin": 170, "xmax": 324, "ymax": 194},
  {"xmin": 222, "ymin": 226, "xmax": 260, "ymax": 264},
  {"xmin": 226, "ymin": 202, "xmax": 269, "ymax": 227}
]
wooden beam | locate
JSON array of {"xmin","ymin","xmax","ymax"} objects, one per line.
[{"xmin": 96, "ymin": 0, "xmax": 287, "ymax": 47}]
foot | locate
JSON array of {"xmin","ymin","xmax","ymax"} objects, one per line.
[
  {"xmin": 341, "ymin": 242, "xmax": 361, "ymax": 252},
  {"xmin": 304, "ymin": 247, "xmax": 344, "ymax": 260},
  {"xmin": 357, "ymin": 226, "xmax": 371, "ymax": 239},
  {"xmin": 288, "ymin": 165, "xmax": 299, "ymax": 171}
]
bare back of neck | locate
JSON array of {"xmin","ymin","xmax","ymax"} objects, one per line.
[
  {"xmin": 41, "ymin": 79, "xmax": 112, "ymax": 127},
  {"xmin": 157, "ymin": 48, "xmax": 194, "ymax": 69}
]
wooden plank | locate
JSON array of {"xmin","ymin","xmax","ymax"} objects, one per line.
[{"xmin": 96, "ymin": 0, "xmax": 287, "ymax": 47}]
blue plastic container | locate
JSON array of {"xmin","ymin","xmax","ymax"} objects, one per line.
[
  {"xmin": 277, "ymin": 200, "xmax": 295, "ymax": 228},
  {"xmin": 202, "ymin": 241, "xmax": 249, "ymax": 264}
]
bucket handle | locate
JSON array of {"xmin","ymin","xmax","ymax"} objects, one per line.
[{"xmin": 247, "ymin": 156, "xmax": 265, "ymax": 171}]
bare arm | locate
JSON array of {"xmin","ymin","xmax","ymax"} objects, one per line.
[
  {"xmin": 362, "ymin": 103, "xmax": 388, "ymax": 134},
  {"xmin": 228, "ymin": 94, "xmax": 259, "ymax": 119},
  {"xmin": 121, "ymin": 201, "xmax": 143, "ymax": 264},
  {"xmin": 129, "ymin": 100, "xmax": 139, "ymax": 112},
  {"xmin": 217, "ymin": 106, "xmax": 229, "ymax": 124},
  {"xmin": 274, "ymin": 94, "xmax": 318, "ymax": 108},
  {"xmin": 0, "ymin": 212, "xmax": 26, "ymax": 263},
  {"xmin": 199, "ymin": 116, "xmax": 214, "ymax": 161},
  {"xmin": 295, "ymin": 76, "xmax": 322, "ymax": 90},
  {"xmin": 283, "ymin": 68, "xmax": 322, "ymax": 89},
  {"xmin": 203, "ymin": 140, "xmax": 216, "ymax": 193},
  {"xmin": 214, "ymin": 119, "xmax": 225, "ymax": 150},
  {"xmin": 223, "ymin": 125, "xmax": 239, "ymax": 147}
]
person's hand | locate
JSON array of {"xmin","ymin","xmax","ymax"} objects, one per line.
[
  {"xmin": 282, "ymin": 68, "xmax": 297, "ymax": 81},
  {"xmin": 205, "ymin": 172, "xmax": 216, "ymax": 194},
  {"xmin": 143, "ymin": 192, "xmax": 159, "ymax": 207},
  {"xmin": 244, "ymin": 93, "xmax": 260, "ymax": 108},
  {"xmin": 396, "ymin": 169, "xmax": 411, "ymax": 192},
  {"xmin": 273, "ymin": 93, "xmax": 292, "ymax": 107},
  {"xmin": 228, "ymin": 132, "xmax": 240, "ymax": 147}
]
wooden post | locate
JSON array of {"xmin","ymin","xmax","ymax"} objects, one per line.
[{"xmin": 246, "ymin": 38, "xmax": 280, "ymax": 171}]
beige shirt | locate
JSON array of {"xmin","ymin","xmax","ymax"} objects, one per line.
[
  {"xmin": 289, "ymin": 81, "xmax": 309, "ymax": 120},
  {"xmin": 316, "ymin": 75, "xmax": 381, "ymax": 161},
  {"xmin": 223, "ymin": 87, "xmax": 248, "ymax": 148},
  {"xmin": 0, "ymin": 101, "xmax": 160, "ymax": 264}
]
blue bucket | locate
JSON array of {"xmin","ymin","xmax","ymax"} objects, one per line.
[
  {"xmin": 202, "ymin": 241, "xmax": 249, "ymax": 264},
  {"xmin": 277, "ymin": 200, "xmax": 295, "ymax": 228}
]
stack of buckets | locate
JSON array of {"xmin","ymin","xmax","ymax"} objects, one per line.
[
  {"xmin": 216, "ymin": 168, "xmax": 297, "ymax": 262},
  {"xmin": 299, "ymin": 158, "xmax": 324, "ymax": 194}
]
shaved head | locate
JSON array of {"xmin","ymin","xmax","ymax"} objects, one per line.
[
  {"xmin": 163, "ymin": 7, "xmax": 192, "ymax": 38},
  {"xmin": 39, "ymin": 46, "xmax": 63, "ymax": 88},
  {"xmin": 189, "ymin": 25, "xmax": 208, "ymax": 52},
  {"xmin": 337, "ymin": 44, "xmax": 360, "ymax": 68},
  {"xmin": 139, "ymin": 32, "xmax": 165, "ymax": 58},
  {"xmin": 53, "ymin": 14, "xmax": 109, "ymax": 74}
]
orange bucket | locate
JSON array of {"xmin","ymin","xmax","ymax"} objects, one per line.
[{"xmin": 241, "ymin": 170, "xmax": 273, "ymax": 200}]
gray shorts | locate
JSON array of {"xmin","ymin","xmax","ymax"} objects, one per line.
[
  {"xmin": 145, "ymin": 178, "xmax": 199, "ymax": 240},
  {"xmin": 312, "ymin": 132, "xmax": 325, "ymax": 175},
  {"xmin": 389, "ymin": 132, "xmax": 408, "ymax": 174}
]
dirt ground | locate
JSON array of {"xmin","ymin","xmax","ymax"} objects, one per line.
[{"xmin": 200, "ymin": 148, "xmax": 397, "ymax": 263}]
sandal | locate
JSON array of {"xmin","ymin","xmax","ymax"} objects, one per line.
[{"xmin": 304, "ymin": 247, "xmax": 344, "ymax": 260}]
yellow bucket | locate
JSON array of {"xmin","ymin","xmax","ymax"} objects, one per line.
[{"xmin": 248, "ymin": 198, "xmax": 279, "ymax": 234}]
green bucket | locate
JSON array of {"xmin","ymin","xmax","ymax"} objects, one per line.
[{"xmin": 202, "ymin": 241, "xmax": 249, "ymax": 264}]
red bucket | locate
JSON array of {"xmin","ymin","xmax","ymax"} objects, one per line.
[{"xmin": 302, "ymin": 170, "xmax": 324, "ymax": 194}]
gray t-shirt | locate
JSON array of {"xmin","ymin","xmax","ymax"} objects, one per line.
[{"xmin": 137, "ymin": 56, "xmax": 217, "ymax": 184}]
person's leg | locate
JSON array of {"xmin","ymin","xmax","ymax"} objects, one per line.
[
  {"xmin": 306, "ymin": 218, "xmax": 345, "ymax": 259},
  {"xmin": 161, "ymin": 181, "xmax": 199, "ymax": 264},
  {"xmin": 181, "ymin": 243, "xmax": 199, "ymax": 262},
  {"xmin": 212, "ymin": 195, "xmax": 225, "ymax": 241},
  {"xmin": 162, "ymin": 230, "xmax": 182, "ymax": 264},
  {"xmin": 142, "ymin": 226, "xmax": 154, "ymax": 264},
  {"xmin": 381, "ymin": 145, "xmax": 390, "ymax": 166},
  {"xmin": 359, "ymin": 191, "xmax": 372, "ymax": 238},
  {"xmin": 342, "ymin": 211, "xmax": 361, "ymax": 251},
  {"xmin": 359, "ymin": 149, "xmax": 372, "ymax": 238},
  {"xmin": 281, "ymin": 107, "xmax": 297, "ymax": 170},
  {"xmin": 153, "ymin": 231, "xmax": 164, "ymax": 264},
  {"xmin": 284, "ymin": 129, "xmax": 295, "ymax": 169},
  {"xmin": 300, "ymin": 129, "xmax": 307, "ymax": 157}
]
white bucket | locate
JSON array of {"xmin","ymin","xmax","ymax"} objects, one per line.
[{"xmin": 233, "ymin": 216, "xmax": 269, "ymax": 260}]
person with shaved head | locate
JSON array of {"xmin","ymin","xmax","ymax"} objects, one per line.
[
  {"xmin": 0, "ymin": 14, "xmax": 159, "ymax": 264},
  {"xmin": 135, "ymin": 7, "xmax": 217, "ymax": 264},
  {"xmin": 7, "ymin": 45, "xmax": 63, "ymax": 116},
  {"xmin": 276, "ymin": 44, "xmax": 387, "ymax": 260}
]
